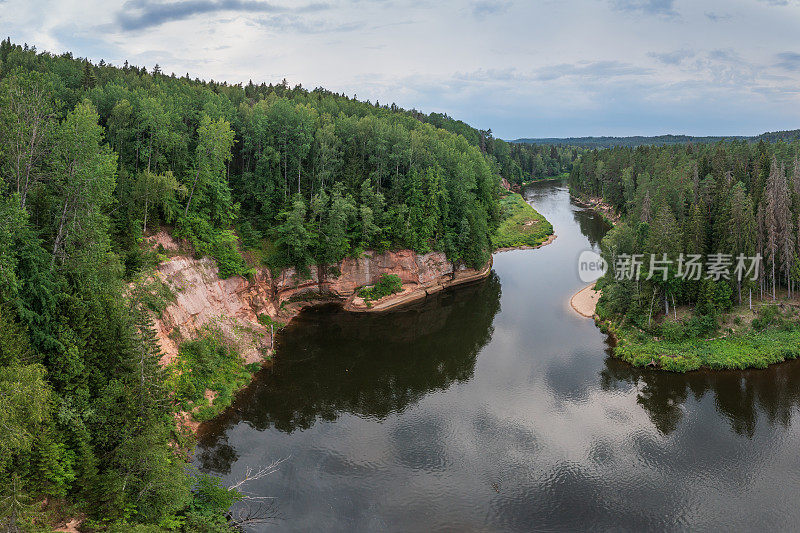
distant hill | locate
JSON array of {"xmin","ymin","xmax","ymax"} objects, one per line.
[{"xmin": 511, "ymin": 130, "xmax": 800, "ymax": 149}]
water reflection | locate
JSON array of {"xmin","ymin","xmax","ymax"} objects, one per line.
[
  {"xmin": 198, "ymin": 275, "xmax": 501, "ymax": 471},
  {"xmin": 601, "ymin": 354, "xmax": 800, "ymax": 437},
  {"xmin": 570, "ymin": 206, "xmax": 611, "ymax": 249}
]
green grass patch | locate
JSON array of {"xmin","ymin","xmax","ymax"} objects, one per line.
[
  {"xmin": 257, "ymin": 313, "xmax": 286, "ymax": 330},
  {"xmin": 357, "ymin": 274, "xmax": 403, "ymax": 301},
  {"xmin": 492, "ymin": 191, "xmax": 554, "ymax": 249},
  {"xmin": 608, "ymin": 321, "xmax": 800, "ymax": 372},
  {"xmin": 167, "ymin": 327, "xmax": 260, "ymax": 421}
]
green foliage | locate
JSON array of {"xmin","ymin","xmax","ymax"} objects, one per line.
[
  {"xmin": 168, "ymin": 328, "xmax": 258, "ymax": 421},
  {"xmin": 175, "ymin": 214, "xmax": 250, "ymax": 278},
  {"xmin": 257, "ymin": 313, "xmax": 285, "ymax": 329},
  {"xmin": 183, "ymin": 473, "xmax": 242, "ymax": 531},
  {"xmin": 571, "ymin": 134, "xmax": 800, "ymax": 371},
  {"xmin": 0, "ymin": 37, "xmax": 563, "ymax": 529},
  {"xmin": 612, "ymin": 325, "xmax": 800, "ymax": 372},
  {"xmin": 491, "ymin": 191, "xmax": 554, "ymax": 249},
  {"xmin": 0, "ymin": 39, "xmax": 244, "ymax": 531},
  {"xmin": 751, "ymin": 304, "xmax": 796, "ymax": 331},
  {"xmin": 357, "ymin": 273, "xmax": 403, "ymax": 301},
  {"xmin": 129, "ymin": 276, "xmax": 176, "ymax": 318},
  {"xmin": 0, "ymin": 363, "xmax": 52, "ymax": 472}
]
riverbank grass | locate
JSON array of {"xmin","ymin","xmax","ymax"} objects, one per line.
[
  {"xmin": 600, "ymin": 302, "xmax": 800, "ymax": 372},
  {"xmin": 492, "ymin": 191, "xmax": 553, "ymax": 249}
]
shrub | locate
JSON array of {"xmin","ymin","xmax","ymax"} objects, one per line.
[
  {"xmin": 175, "ymin": 214, "xmax": 250, "ymax": 279},
  {"xmin": 358, "ymin": 274, "xmax": 403, "ymax": 301},
  {"xmin": 167, "ymin": 328, "xmax": 259, "ymax": 421},
  {"xmin": 752, "ymin": 304, "xmax": 787, "ymax": 331},
  {"xmin": 659, "ymin": 320, "xmax": 686, "ymax": 342}
]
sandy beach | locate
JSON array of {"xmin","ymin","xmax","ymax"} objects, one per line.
[{"xmin": 570, "ymin": 282, "xmax": 601, "ymax": 318}]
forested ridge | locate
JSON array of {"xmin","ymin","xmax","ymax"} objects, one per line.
[
  {"xmin": 0, "ymin": 38, "xmax": 556, "ymax": 530},
  {"xmin": 571, "ymin": 139, "xmax": 800, "ymax": 370},
  {"xmin": 515, "ymin": 130, "xmax": 800, "ymax": 149}
]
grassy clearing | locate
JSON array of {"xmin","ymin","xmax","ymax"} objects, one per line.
[
  {"xmin": 492, "ymin": 191, "xmax": 553, "ymax": 249},
  {"xmin": 600, "ymin": 303, "xmax": 800, "ymax": 372}
]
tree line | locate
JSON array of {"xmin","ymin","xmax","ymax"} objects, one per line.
[{"xmin": 570, "ymin": 138, "xmax": 800, "ymax": 334}]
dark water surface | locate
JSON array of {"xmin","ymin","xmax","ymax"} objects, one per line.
[{"xmin": 197, "ymin": 182, "xmax": 800, "ymax": 531}]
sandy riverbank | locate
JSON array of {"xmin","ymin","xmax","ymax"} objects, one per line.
[{"xmin": 570, "ymin": 282, "xmax": 601, "ymax": 318}]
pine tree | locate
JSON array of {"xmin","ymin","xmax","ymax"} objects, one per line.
[
  {"xmin": 764, "ymin": 158, "xmax": 794, "ymax": 299},
  {"xmin": 727, "ymin": 182, "xmax": 757, "ymax": 305}
]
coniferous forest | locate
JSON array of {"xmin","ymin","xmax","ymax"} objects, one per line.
[
  {"xmin": 571, "ymin": 140, "xmax": 800, "ymax": 370},
  {"xmin": 0, "ymin": 38, "xmax": 575, "ymax": 530}
]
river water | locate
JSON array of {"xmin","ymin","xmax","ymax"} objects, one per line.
[{"xmin": 197, "ymin": 182, "xmax": 800, "ymax": 531}]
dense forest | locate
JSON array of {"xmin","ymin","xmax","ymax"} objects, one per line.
[
  {"xmin": 0, "ymin": 38, "xmax": 558, "ymax": 530},
  {"xmin": 570, "ymin": 139, "xmax": 800, "ymax": 369},
  {"xmin": 516, "ymin": 130, "xmax": 800, "ymax": 149}
]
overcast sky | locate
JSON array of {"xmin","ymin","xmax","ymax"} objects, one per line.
[{"xmin": 3, "ymin": 0, "xmax": 800, "ymax": 138}]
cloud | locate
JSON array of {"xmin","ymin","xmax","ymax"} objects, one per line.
[
  {"xmin": 117, "ymin": 0, "xmax": 330, "ymax": 31},
  {"xmin": 775, "ymin": 51, "xmax": 800, "ymax": 71},
  {"xmin": 533, "ymin": 60, "xmax": 653, "ymax": 82},
  {"xmin": 704, "ymin": 11, "xmax": 730, "ymax": 22},
  {"xmin": 448, "ymin": 62, "xmax": 652, "ymax": 88},
  {"xmin": 611, "ymin": 0, "xmax": 677, "ymax": 17},
  {"xmin": 648, "ymin": 49, "xmax": 695, "ymax": 65},
  {"xmin": 471, "ymin": 0, "xmax": 512, "ymax": 17},
  {"xmin": 255, "ymin": 14, "xmax": 362, "ymax": 34},
  {"xmin": 707, "ymin": 48, "xmax": 741, "ymax": 63}
]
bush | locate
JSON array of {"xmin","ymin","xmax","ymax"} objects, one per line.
[
  {"xmin": 167, "ymin": 328, "xmax": 259, "ymax": 421},
  {"xmin": 357, "ymin": 274, "xmax": 403, "ymax": 301},
  {"xmin": 175, "ymin": 214, "xmax": 250, "ymax": 279},
  {"xmin": 236, "ymin": 220, "xmax": 263, "ymax": 249},
  {"xmin": 686, "ymin": 313, "xmax": 717, "ymax": 337},
  {"xmin": 659, "ymin": 320, "xmax": 686, "ymax": 342},
  {"xmin": 752, "ymin": 304, "xmax": 791, "ymax": 331}
]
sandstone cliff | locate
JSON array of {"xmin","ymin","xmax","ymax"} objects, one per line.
[{"xmin": 147, "ymin": 232, "xmax": 491, "ymax": 365}]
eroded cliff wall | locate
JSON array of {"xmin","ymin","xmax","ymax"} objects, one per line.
[{"xmin": 148, "ymin": 232, "xmax": 490, "ymax": 364}]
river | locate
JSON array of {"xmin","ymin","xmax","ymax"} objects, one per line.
[{"xmin": 197, "ymin": 181, "xmax": 800, "ymax": 531}]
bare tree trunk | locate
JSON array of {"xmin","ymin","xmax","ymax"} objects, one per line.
[
  {"xmin": 143, "ymin": 195, "xmax": 149, "ymax": 234},
  {"xmin": 51, "ymin": 197, "xmax": 71, "ymax": 267},
  {"xmin": 648, "ymin": 287, "xmax": 656, "ymax": 327},
  {"xmin": 184, "ymin": 167, "xmax": 201, "ymax": 217}
]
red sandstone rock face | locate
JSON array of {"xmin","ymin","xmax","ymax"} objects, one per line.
[
  {"xmin": 151, "ymin": 237, "xmax": 484, "ymax": 365},
  {"xmin": 153, "ymin": 256, "xmax": 274, "ymax": 366}
]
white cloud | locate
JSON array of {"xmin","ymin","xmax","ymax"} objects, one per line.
[{"xmin": 2, "ymin": 0, "xmax": 800, "ymax": 137}]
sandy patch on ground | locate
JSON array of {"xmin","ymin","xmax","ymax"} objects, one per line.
[{"xmin": 571, "ymin": 282, "xmax": 601, "ymax": 318}]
